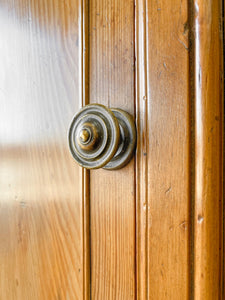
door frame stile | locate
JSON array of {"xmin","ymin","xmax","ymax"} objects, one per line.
[{"xmin": 191, "ymin": 0, "xmax": 224, "ymax": 298}]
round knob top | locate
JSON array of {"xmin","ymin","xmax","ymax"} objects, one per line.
[{"xmin": 79, "ymin": 128, "xmax": 91, "ymax": 144}]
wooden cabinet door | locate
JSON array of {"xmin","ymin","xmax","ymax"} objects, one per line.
[{"xmin": 0, "ymin": 0, "xmax": 224, "ymax": 299}]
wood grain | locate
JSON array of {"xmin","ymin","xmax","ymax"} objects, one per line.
[
  {"xmin": 136, "ymin": 0, "xmax": 190, "ymax": 298},
  {"xmin": 192, "ymin": 0, "xmax": 224, "ymax": 298},
  {"xmin": 0, "ymin": 0, "xmax": 223, "ymax": 298},
  {"xmin": 89, "ymin": 0, "xmax": 136, "ymax": 298},
  {"xmin": 0, "ymin": 0, "xmax": 84, "ymax": 299}
]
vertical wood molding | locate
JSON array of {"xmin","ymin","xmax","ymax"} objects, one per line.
[
  {"xmin": 135, "ymin": 0, "xmax": 148, "ymax": 298},
  {"xmin": 80, "ymin": 0, "xmax": 90, "ymax": 298},
  {"xmin": 192, "ymin": 0, "xmax": 224, "ymax": 298},
  {"xmin": 82, "ymin": 169, "xmax": 90, "ymax": 299}
]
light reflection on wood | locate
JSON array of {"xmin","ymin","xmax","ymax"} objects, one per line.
[
  {"xmin": 0, "ymin": 0, "xmax": 83, "ymax": 299},
  {"xmin": 0, "ymin": 145, "xmax": 82, "ymax": 299}
]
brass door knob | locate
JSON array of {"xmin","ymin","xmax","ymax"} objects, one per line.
[{"xmin": 68, "ymin": 104, "xmax": 136, "ymax": 170}]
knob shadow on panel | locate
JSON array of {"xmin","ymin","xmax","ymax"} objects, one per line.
[{"xmin": 68, "ymin": 104, "xmax": 136, "ymax": 170}]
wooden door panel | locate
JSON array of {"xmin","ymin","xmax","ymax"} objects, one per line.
[
  {"xmin": 89, "ymin": 0, "xmax": 136, "ymax": 298},
  {"xmin": 0, "ymin": 1, "xmax": 84, "ymax": 299}
]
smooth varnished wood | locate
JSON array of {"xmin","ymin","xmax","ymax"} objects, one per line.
[
  {"xmin": 89, "ymin": 0, "xmax": 136, "ymax": 298},
  {"xmin": 192, "ymin": 0, "xmax": 224, "ymax": 298},
  {"xmin": 0, "ymin": 0, "xmax": 85, "ymax": 299},
  {"xmin": 136, "ymin": 0, "xmax": 190, "ymax": 298},
  {"xmin": 1, "ymin": 0, "xmax": 224, "ymax": 298}
]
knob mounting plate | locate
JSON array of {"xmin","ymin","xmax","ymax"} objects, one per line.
[{"xmin": 103, "ymin": 108, "xmax": 136, "ymax": 170}]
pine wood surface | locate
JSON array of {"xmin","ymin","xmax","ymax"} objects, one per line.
[
  {"xmin": 89, "ymin": 0, "xmax": 136, "ymax": 298},
  {"xmin": 0, "ymin": 0, "xmax": 84, "ymax": 299},
  {"xmin": 0, "ymin": 0, "xmax": 223, "ymax": 299}
]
